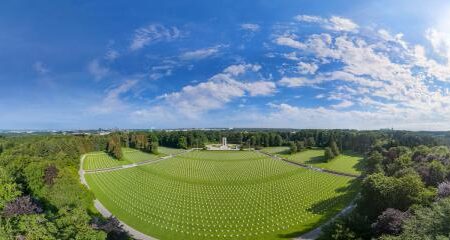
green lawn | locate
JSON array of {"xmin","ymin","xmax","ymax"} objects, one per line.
[
  {"xmin": 86, "ymin": 150, "xmax": 359, "ymax": 239},
  {"xmin": 158, "ymin": 146, "xmax": 187, "ymax": 155},
  {"xmin": 260, "ymin": 146, "xmax": 290, "ymax": 155},
  {"xmin": 274, "ymin": 149, "xmax": 363, "ymax": 175},
  {"xmin": 83, "ymin": 148, "xmax": 160, "ymax": 171}
]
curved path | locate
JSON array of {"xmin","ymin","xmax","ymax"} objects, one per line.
[{"xmin": 80, "ymin": 149, "xmax": 359, "ymax": 240}]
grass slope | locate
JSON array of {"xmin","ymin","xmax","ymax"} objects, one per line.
[
  {"xmin": 263, "ymin": 148, "xmax": 363, "ymax": 175},
  {"xmin": 158, "ymin": 146, "xmax": 187, "ymax": 155},
  {"xmin": 83, "ymin": 148, "xmax": 159, "ymax": 171},
  {"xmin": 86, "ymin": 150, "xmax": 359, "ymax": 239}
]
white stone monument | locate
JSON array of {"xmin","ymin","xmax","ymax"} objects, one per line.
[{"xmin": 220, "ymin": 137, "xmax": 228, "ymax": 150}]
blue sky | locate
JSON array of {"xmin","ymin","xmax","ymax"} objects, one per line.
[{"xmin": 2, "ymin": 0, "xmax": 450, "ymax": 130}]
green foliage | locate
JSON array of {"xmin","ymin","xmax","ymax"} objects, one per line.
[
  {"xmin": 330, "ymin": 139, "xmax": 340, "ymax": 156},
  {"xmin": 357, "ymin": 172, "xmax": 433, "ymax": 220},
  {"xmin": 289, "ymin": 141, "xmax": 297, "ymax": 154},
  {"xmin": 365, "ymin": 151, "xmax": 384, "ymax": 174},
  {"xmin": 381, "ymin": 198, "xmax": 450, "ymax": 240},
  {"xmin": 54, "ymin": 207, "xmax": 107, "ymax": 239},
  {"xmin": 0, "ymin": 167, "xmax": 21, "ymax": 211},
  {"xmin": 0, "ymin": 135, "xmax": 112, "ymax": 239},
  {"xmin": 325, "ymin": 147, "xmax": 335, "ymax": 161},
  {"xmin": 319, "ymin": 211, "xmax": 371, "ymax": 240},
  {"xmin": 177, "ymin": 136, "xmax": 188, "ymax": 149},
  {"xmin": 427, "ymin": 160, "xmax": 447, "ymax": 187},
  {"xmin": 106, "ymin": 135, "xmax": 123, "ymax": 159}
]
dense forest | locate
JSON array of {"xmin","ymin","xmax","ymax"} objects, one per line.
[{"xmin": 0, "ymin": 129, "xmax": 449, "ymax": 239}]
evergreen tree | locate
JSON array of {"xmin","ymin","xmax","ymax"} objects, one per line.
[
  {"xmin": 329, "ymin": 139, "xmax": 340, "ymax": 156},
  {"xmin": 289, "ymin": 142, "xmax": 297, "ymax": 154},
  {"xmin": 324, "ymin": 147, "xmax": 335, "ymax": 161},
  {"xmin": 178, "ymin": 136, "xmax": 188, "ymax": 149}
]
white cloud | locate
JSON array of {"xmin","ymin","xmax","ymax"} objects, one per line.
[
  {"xmin": 105, "ymin": 49, "xmax": 119, "ymax": 61},
  {"xmin": 278, "ymin": 77, "xmax": 310, "ymax": 87},
  {"xmin": 246, "ymin": 81, "xmax": 276, "ymax": 96},
  {"xmin": 240, "ymin": 23, "xmax": 260, "ymax": 32},
  {"xmin": 180, "ymin": 45, "xmax": 223, "ymax": 60},
  {"xmin": 275, "ymin": 36, "xmax": 306, "ymax": 49},
  {"xmin": 130, "ymin": 24, "xmax": 181, "ymax": 51},
  {"xmin": 425, "ymin": 28, "xmax": 450, "ymax": 60},
  {"xmin": 331, "ymin": 100, "xmax": 354, "ymax": 109},
  {"xmin": 143, "ymin": 64, "xmax": 274, "ymax": 118},
  {"xmin": 33, "ymin": 61, "xmax": 49, "ymax": 74},
  {"xmin": 294, "ymin": 15, "xmax": 325, "ymax": 23},
  {"xmin": 90, "ymin": 79, "xmax": 138, "ymax": 114},
  {"xmin": 298, "ymin": 62, "xmax": 318, "ymax": 74},
  {"xmin": 326, "ymin": 16, "xmax": 358, "ymax": 32},
  {"xmin": 272, "ymin": 16, "xmax": 450, "ymax": 130},
  {"xmin": 224, "ymin": 64, "xmax": 261, "ymax": 76},
  {"xmin": 88, "ymin": 59, "xmax": 109, "ymax": 80},
  {"xmin": 295, "ymin": 15, "xmax": 358, "ymax": 32}
]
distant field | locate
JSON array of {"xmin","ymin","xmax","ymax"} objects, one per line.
[
  {"xmin": 82, "ymin": 148, "xmax": 160, "ymax": 171},
  {"xmin": 264, "ymin": 148, "xmax": 363, "ymax": 175},
  {"xmin": 260, "ymin": 146, "xmax": 290, "ymax": 154},
  {"xmin": 158, "ymin": 146, "xmax": 187, "ymax": 155},
  {"xmin": 85, "ymin": 150, "xmax": 359, "ymax": 239}
]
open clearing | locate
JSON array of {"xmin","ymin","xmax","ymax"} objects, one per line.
[
  {"xmin": 85, "ymin": 150, "xmax": 359, "ymax": 239},
  {"xmin": 262, "ymin": 148, "xmax": 363, "ymax": 175},
  {"xmin": 83, "ymin": 148, "xmax": 160, "ymax": 171}
]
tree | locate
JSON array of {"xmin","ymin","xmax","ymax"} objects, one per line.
[
  {"xmin": 54, "ymin": 207, "xmax": 107, "ymax": 239},
  {"xmin": 426, "ymin": 160, "xmax": 447, "ymax": 186},
  {"xmin": 44, "ymin": 165, "xmax": 58, "ymax": 186},
  {"xmin": 178, "ymin": 136, "xmax": 187, "ymax": 149},
  {"xmin": 437, "ymin": 181, "xmax": 450, "ymax": 199},
  {"xmin": 357, "ymin": 173, "xmax": 433, "ymax": 220},
  {"xmin": 318, "ymin": 211, "xmax": 371, "ymax": 240},
  {"xmin": 289, "ymin": 142, "xmax": 297, "ymax": 154},
  {"xmin": 0, "ymin": 167, "xmax": 21, "ymax": 211},
  {"xmin": 3, "ymin": 196, "xmax": 43, "ymax": 218},
  {"xmin": 366, "ymin": 151, "xmax": 384, "ymax": 174},
  {"xmin": 273, "ymin": 135, "xmax": 283, "ymax": 146},
  {"xmin": 296, "ymin": 141, "xmax": 305, "ymax": 152},
  {"xmin": 107, "ymin": 135, "xmax": 123, "ymax": 159},
  {"xmin": 93, "ymin": 216, "xmax": 129, "ymax": 239},
  {"xmin": 324, "ymin": 147, "xmax": 335, "ymax": 161},
  {"xmin": 382, "ymin": 198, "xmax": 450, "ymax": 240},
  {"xmin": 372, "ymin": 208, "xmax": 409, "ymax": 236},
  {"xmin": 305, "ymin": 137, "xmax": 316, "ymax": 148},
  {"xmin": 329, "ymin": 139, "xmax": 340, "ymax": 156}
]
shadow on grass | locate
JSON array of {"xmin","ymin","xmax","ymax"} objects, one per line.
[
  {"xmin": 342, "ymin": 151, "xmax": 365, "ymax": 173},
  {"xmin": 304, "ymin": 155, "xmax": 326, "ymax": 164},
  {"xmin": 277, "ymin": 178, "xmax": 361, "ymax": 238}
]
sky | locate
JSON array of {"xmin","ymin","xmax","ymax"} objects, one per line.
[{"xmin": 2, "ymin": 0, "xmax": 450, "ymax": 130}]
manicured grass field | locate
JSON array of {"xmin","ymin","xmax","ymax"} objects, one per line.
[
  {"xmin": 85, "ymin": 150, "xmax": 359, "ymax": 239},
  {"xmin": 158, "ymin": 146, "xmax": 187, "ymax": 155},
  {"xmin": 264, "ymin": 148, "xmax": 363, "ymax": 175},
  {"xmin": 83, "ymin": 148, "xmax": 160, "ymax": 171}
]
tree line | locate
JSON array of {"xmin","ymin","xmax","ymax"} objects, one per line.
[{"xmin": 319, "ymin": 141, "xmax": 450, "ymax": 239}]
